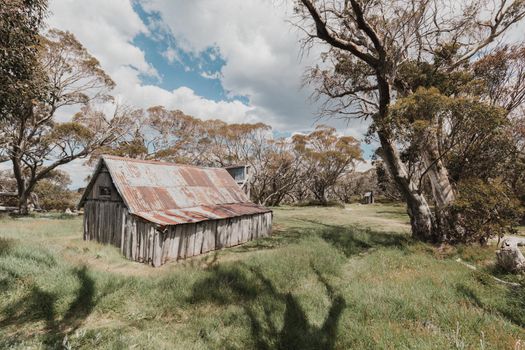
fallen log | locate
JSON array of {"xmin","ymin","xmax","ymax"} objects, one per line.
[
  {"xmin": 455, "ymin": 258, "xmax": 521, "ymax": 287},
  {"xmin": 0, "ymin": 192, "xmax": 17, "ymax": 197},
  {"xmin": 0, "ymin": 206, "xmax": 18, "ymax": 212}
]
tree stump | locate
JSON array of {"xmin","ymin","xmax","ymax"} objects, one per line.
[{"xmin": 496, "ymin": 239, "xmax": 525, "ymax": 273}]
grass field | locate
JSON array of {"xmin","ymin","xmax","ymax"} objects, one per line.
[{"xmin": 0, "ymin": 204, "xmax": 524, "ymax": 349}]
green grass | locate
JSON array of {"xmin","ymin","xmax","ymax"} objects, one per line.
[{"xmin": 0, "ymin": 204, "xmax": 524, "ymax": 349}]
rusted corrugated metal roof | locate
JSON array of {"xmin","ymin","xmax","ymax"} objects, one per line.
[
  {"xmin": 80, "ymin": 155, "xmax": 270, "ymax": 226},
  {"xmin": 134, "ymin": 202, "xmax": 269, "ymax": 225}
]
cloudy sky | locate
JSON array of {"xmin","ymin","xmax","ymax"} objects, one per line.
[{"xmin": 38, "ymin": 0, "xmax": 372, "ymax": 188}]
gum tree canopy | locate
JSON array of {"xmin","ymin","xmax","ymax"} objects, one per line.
[
  {"xmin": 1, "ymin": 29, "xmax": 130, "ymax": 213},
  {"xmin": 0, "ymin": 0, "xmax": 48, "ymax": 127},
  {"xmin": 295, "ymin": 0, "xmax": 525, "ymax": 242}
]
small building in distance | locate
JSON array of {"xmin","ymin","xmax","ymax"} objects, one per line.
[
  {"xmin": 79, "ymin": 156, "xmax": 272, "ymax": 266},
  {"xmin": 224, "ymin": 164, "xmax": 251, "ymax": 196},
  {"xmin": 362, "ymin": 191, "xmax": 375, "ymax": 205}
]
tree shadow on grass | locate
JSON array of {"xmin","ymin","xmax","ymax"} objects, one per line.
[
  {"xmin": 299, "ymin": 219, "xmax": 412, "ymax": 258},
  {"xmin": 189, "ymin": 214, "xmax": 413, "ymax": 348},
  {"xmin": 374, "ymin": 208, "xmax": 409, "ymax": 216},
  {"xmin": 232, "ymin": 227, "xmax": 305, "ymax": 254},
  {"xmin": 233, "ymin": 219, "xmax": 412, "ymax": 259},
  {"xmin": 0, "ymin": 266, "xmax": 96, "ymax": 347},
  {"xmin": 0, "ymin": 238, "xmax": 14, "ymax": 255},
  {"xmin": 190, "ymin": 263, "xmax": 346, "ymax": 350},
  {"xmin": 0, "ymin": 242, "xmax": 121, "ymax": 348},
  {"xmin": 456, "ymin": 281, "xmax": 525, "ymax": 329}
]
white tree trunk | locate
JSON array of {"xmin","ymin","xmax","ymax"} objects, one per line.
[
  {"xmin": 378, "ymin": 132, "xmax": 436, "ymax": 241},
  {"xmin": 422, "ymin": 129, "xmax": 455, "ymax": 209}
]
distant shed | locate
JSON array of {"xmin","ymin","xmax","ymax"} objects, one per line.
[
  {"xmin": 79, "ymin": 155, "xmax": 272, "ymax": 266},
  {"xmin": 224, "ymin": 164, "xmax": 251, "ymax": 196}
]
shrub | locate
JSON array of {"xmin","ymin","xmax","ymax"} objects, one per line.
[
  {"xmin": 34, "ymin": 180, "xmax": 78, "ymax": 211},
  {"xmin": 445, "ymin": 178, "xmax": 523, "ymax": 244}
]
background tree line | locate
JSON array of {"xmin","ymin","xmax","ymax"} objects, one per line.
[{"xmin": 94, "ymin": 107, "xmax": 368, "ymax": 207}]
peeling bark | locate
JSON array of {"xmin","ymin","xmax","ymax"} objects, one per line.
[
  {"xmin": 378, "ymin": 132, "xmax": 436, "ymax": 241},
  {"xmin": 422, "ymin": 148, "xmax": 455, "ymax": 209}
]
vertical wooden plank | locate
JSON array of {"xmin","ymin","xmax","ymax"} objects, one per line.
[
  {"xmin": 131, "ymin": 220, "xmax": 137, "ymax": 261},
  {"xmin": 184, "ymin": 224, "xmax": 192, "ymax": 258},
  {"xmin": 167, "ymin": 229, "xmax": 176, "ymax": 262},
  {"xmin": 194, "ymin": 222, "xmax": 204, "ymax": 256},
  {"xmin": 210, "ymin": 220, "xmax": 218, "ymax": 251},
  {"xmin": 186, "ymin": 224, "xmax": 196, "ymax": 257},
  {"xmin": 241, "ymin": 217, "xmax": 248, "ymax": 243},
  {"xmin": 148, "ymin": 224, "xmax": 154, "ymax": 264},
  {"xmin": 153, "ymin": 230, "xmax": 162, "ymax": 267},
  {"xmin": 120, "ymin": 208, "xmax": 126, "ymax": 253},
  {"xmin": 138, "ymin": 224, "xmax": 144, "ymax": 262},
  {"xmin": 223, "ymin": 219, "xmax": 230, "ymax": 248},
  {"xmin": 231, "ymin": 218, "xmax": 238, "ymax": 246},
  {"xmin": 132, "ymin": 218, "xmax": 137, "ymax": 260},
  {"xmin": 201, "ymin": 221, "xmax": 209, "ymax": 253},
  {"xmin": 249, "ymin": 216, "xmax": 254, "ymax": 241},
  {"xmin": 175, "ymin": 225, "xmax": 183, "ymax": 260},
  {"xmin": 254, "ymin": 214, "xmax": 260, "ymax": 239},
  {"xmin": 238, "ymin": 217, "xmax": 245, "ymax": 244},
  {"xmin": 268, "ymin": 212, "xmax": 273, "ymax": 236},
  {"xmin": 160, "ymin": 229, "xmax": 169, "ymax": 264},
  {"xmin": 216, "ymin": 221, "xmax": 224, "ymax": 249},
  {"xmin": 180, "ymin": 225, "xmax": 188, "ymax": 259},
  {"xmin": 236, "ymin": 217, "xmax": 243, "ymax": 245},
  {"xmin": 202, "ymin": 220, "xmax": 215, "ymax": 253},
  {"xmin": 227, "ymin": 219, "xmax": 233, "ymax": 247}
]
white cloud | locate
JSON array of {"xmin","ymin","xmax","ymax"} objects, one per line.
[
  {"xmin": 140, "ymin": 0, "xmax": 324, "ymax": 130},
  {"xmin": 200, "ymin": 71, "xmax": 222, "ymax": 80},
  {"xmin": 48, "ymin": 0, "xmax": 255, "ymax": 124},
  {"xmin": 49, "ymin": 0, "xmax": 155, "ymax": 77},
  {"xmin": 162, "ymin": 47, "xmax": 179, "ymax": 64},
  {"xmin": 48, "ymin": 0, "xmax": 364, "ymax": 132},
  {"xmin": 356, "ymin": 159, "xmax": 374, "ymax": 173},
  {"xmin": 62, "ymin": 158, "xmax": 95, "ymax": 189}
]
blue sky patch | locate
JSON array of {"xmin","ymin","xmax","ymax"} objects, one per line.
[{"xmin": 132, "ymin": 3, "xmax": 249, "ymax": 104}]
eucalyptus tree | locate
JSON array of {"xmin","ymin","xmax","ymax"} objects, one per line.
[
  {"xmin": 293, "ymin": 125, "xmax": 362, "ymax": 205},
  {"xmin": 1, "ymin": 30, "xmax": 130, "ymax": 213},
  {"xmin": 0, "ymin": 0, "xmax": 48, "ymax": 161},
  {"xmin": 295, "ymin": 0, "xmax": 525, "ymax": 242}
]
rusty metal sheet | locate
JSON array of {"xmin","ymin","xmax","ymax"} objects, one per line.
[
  {"xmin": 134, "ymin": 202, "xmax": 271, "ymax": 226},
  {"xmin": 97, "ymin": 155, "xmax": 271, "ymax": 226}
]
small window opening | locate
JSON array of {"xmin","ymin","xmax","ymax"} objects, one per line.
[
  {"xmin": 99, "ymin": 186, "xmax": 111, "ymax": 197},
  {"xmin": 227, "ymin": 167, "xmax": 245, "ymax": 181}
]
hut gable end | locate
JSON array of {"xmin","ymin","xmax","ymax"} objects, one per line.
[{"xmin": 83, "ymin": 164, "xmax": 122, "ymax": 203}]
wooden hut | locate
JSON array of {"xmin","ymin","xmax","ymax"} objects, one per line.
[
  {"xmin": 79, "ymin": 155, "xmax": 272, "ymax": 266},
  {"xmin": 362, "ymin": 191, "xmax": 375, "ymax": 204}
]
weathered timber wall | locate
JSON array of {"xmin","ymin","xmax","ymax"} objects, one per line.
[
  {"xmin": 83, "ymin": 201, "xmax": 272, "ymax": 267},
  {"xmin": 158, "ymin": 211, "xmax": 272, "ymax": 266},
  {"xmin": 83, "ymin": 201, "xmax": 126, "ymax": 246}
]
